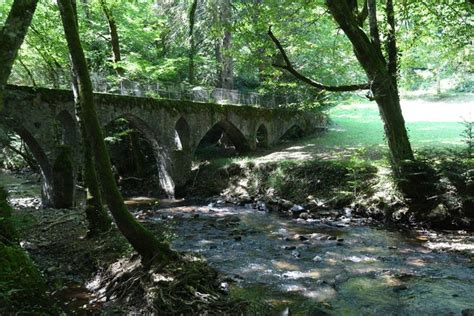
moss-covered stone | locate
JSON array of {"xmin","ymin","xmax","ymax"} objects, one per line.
[
  {"xmin": 0, "ymin": 187, "xmax": 16, "ymax": 244},
  {"xmin": 52, "ymin": 145, "xmax": 74, "ymax": 208},
  {"xmin": 0, "ymin": 243, "xmax": 54, "ymax": 313},
  {"xmin": 5, "ymin": 84, "xmax": 318, "ymax": 122}
]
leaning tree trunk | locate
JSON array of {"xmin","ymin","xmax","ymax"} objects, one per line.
[
  {"xmin": 69, "ymin": 0, "xmax": 112, "ymax": 236},
  {"xmin": 326, "ymin": 0, "xmax": 414, "ymax": 168},
  {"xmin": 0, "ymin": 0, "xmax": 39, "ymax": 110},
  {"xmin": 57, "ymin": 0, "xmax": 177, "ymax": 264}
]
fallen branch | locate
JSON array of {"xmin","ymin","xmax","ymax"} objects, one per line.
[{"xmin": 41, "ymin": 214, "xmax": 80, "ymax": 231}]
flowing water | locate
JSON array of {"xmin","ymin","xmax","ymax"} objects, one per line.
[
  {"xmin": 2, "ymin": 172, "xmax": 473, "ymax": 315},
  {"xmin": 146, "ymin": 203, "xmax": 474, "ymax": 315}
]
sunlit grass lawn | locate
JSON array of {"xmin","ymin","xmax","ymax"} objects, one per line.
[
  {"xmin": 201, "ymin": 94, "xmax": 472, "ymax": 166},
  {"xmin": 323, "ymin": 95, "xmax": 473, "ymax": 150}
]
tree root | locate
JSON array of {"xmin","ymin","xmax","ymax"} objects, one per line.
[{"xmin": 90, "ymin": 253, "xmax": 247, "ymax": 314}]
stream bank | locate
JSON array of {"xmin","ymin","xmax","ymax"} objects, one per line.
[{"xmin": 187, "ymin": 150, "xmax": 474, "ymax": 231}]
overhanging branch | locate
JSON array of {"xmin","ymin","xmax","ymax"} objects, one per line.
[{"xmin": 267, "ymin": 26, "xmax": 370, "ymax": 92}]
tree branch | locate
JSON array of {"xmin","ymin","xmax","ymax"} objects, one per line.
[
  {"xmin": 357, "ymin": 0, "xmax": 368, "ymax": 26},
  {"xmin": 367, "ymin": 0, "xmax": 381, "ymax": 52},
  {"xmin": 267, "ymin": 26, "xmax": 369, "ymax": 92},
  {"xmin": 385, "ymin": 0, "xmax": 398, "ymax": 77}
]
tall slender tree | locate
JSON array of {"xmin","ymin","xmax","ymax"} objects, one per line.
[
  {"xmin": 188, "ymin": 0, "xmax": 198, "ymax": 84},
  {"xmin": 99, "ymin": 0, "xmax": 124, "ymax": 77},
  {"xmin": 216, "ymin": 0, "xmax": 233, "ymax": 89},
  {"xmin": 57, "ymin": 0, "xmax": 177, "ymax": 263},
  {"xmin": 69, "ymin": 0, "xmax": 111, "ymax": 237}
]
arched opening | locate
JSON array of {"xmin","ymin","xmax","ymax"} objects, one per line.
[
  {"xmin": 0, "ymin": 126, "xmax": 39, "ymax": 173},
  {"xmin": 1, "ymin": 117, "xmax": 77, "ymax": 208},
  {"xmin": 279, "ymin": 124, "xmax": 305, "ymax": 142},
  {"xmin": 104, "ymin": 115, "xmax": 161, "ymax": 196},
  {"xmin": 174, "ymin": 116, "xmax": 191, "ymax": 151},
  {"xmin": 195, "ymin": 120, "xmax": 251, "ymax": 159},
  {"xmin": 3, "ymin": 124, "xmax": 58, "ymax": 207},
  {"xmin": 256, "ymin": 124, "xmax": 269, "ymax": 148}
]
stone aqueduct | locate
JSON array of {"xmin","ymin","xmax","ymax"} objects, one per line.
[{"xmin": 1, "ymin": 85, "xmax": 324, "ymax": 207}]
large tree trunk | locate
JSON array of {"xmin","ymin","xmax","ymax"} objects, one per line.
[
  {"xmin": 57, "ymin": 0, "xmax": 177, "ymax": 263},
  {"xmin": 326, "ymin": 0, "xmax": 414, "ymax": 168},
  {"xmin": 0, "ymin": 0, "xmax": 39, "ymax": 110}
]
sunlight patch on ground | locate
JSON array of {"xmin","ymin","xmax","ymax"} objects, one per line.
[
  {"xmin": 426, "ymin": 241, "xmax": 474, "ymax": 253},
  {"xmin": 248, "ymin": 95, "xmax": 471, "ymax": 164}
]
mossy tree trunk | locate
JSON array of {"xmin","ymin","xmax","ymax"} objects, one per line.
[
  {"xmin": 0, "ymin": 0, "xmax": 39, "ymax": 110},
  {"xmin": 81, "ymin": 128, "xmax": 113, "ymax": 236},
  {"xmin": 57, "ymin": 0, "xmax": 177, "ymax": 263},
  {"xmin": 69, "ymin": 0, "xmax": 112, "ymax": 236}
]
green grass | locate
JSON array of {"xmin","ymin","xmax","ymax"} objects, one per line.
[{"xmin": 324, "ymin": 95, "xmax": 472, "ymax": 150}]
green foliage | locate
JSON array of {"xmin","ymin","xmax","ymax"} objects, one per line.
[
  {"xmin": 0, "ymin": 243, "xmax": 54, "ymax": 313},
  {"xmin": 460, "ymin": 119, "xmax": 474, "ymax": 158},
  {"xmin": 1, "ymin": 0, "xmax": 470, "ymax": 106},
  {"xmin": 251, "ymin": 159, "xmax": 377, "ymax": 204},
  {"xmin": 0, "ymin": 190, "xmax": 53, "ymax": 312}
]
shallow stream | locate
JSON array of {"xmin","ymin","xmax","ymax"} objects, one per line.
[
  {"xmin": 147, "ymin": 203, "xmax": 474, "ymax": 315},
  {"xmin": 2, "ymin": 172, "xmax": 473, "ymax": 315}
]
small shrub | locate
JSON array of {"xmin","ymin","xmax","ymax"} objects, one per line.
[{"xmin": 460, "ymin": 119, "xmax": 473, "ymax": 158}]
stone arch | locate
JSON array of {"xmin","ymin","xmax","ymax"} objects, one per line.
[
  {"xmin": 104, "ymin": 113, "xmax": 175, "ymax": 198},
  {"xmin": 10, "ymin": 125, "xmax": 55, "ymax": 206},
  {"xmin": 120, "ymin": 113, "xmax": 158, "ymax": 142},
  {"xmin": 12, "ymin": 126, "xmax": 52, "ymax": 179},
  {"xmin": 174, "ymin": 116, "xmax": 191, "ymax": 151},
  {"xmin": 196, "ymin": 120, "xmax": 251, "ymax": 154},
  {"xmin": 279, "ymin": 123, "xmax": 305, "ymax": 141},
  {"xmin": 256, "ymin": 123, "xmax": 269, "ymax": 148}
]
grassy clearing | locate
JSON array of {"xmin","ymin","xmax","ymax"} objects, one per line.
[{"xmin": 327, "ymin": 94, "xmax": 473, "ymax": 150}]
